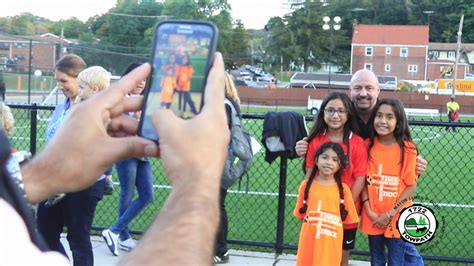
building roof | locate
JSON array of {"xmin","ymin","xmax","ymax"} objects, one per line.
[
  {"xmin": 0, "ymin": 33, "xmax": 72, "ymax": 45},
  {"xmin": 352, "ymin": 24, "xmax": 429, "ymax": 45},
  {"xmin": 429, "ymin": 42, "xmax": 474, "ymax": 51},
  {"xmin": 290, "ymin": 72, "xmax": 397, "ymax": 90}
]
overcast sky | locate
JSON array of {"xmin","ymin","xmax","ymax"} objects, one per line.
[{"xmin": 0, "ymin": 0, "xmax": 288, "ymax": 30}]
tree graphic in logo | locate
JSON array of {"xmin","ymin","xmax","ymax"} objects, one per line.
[{"xmin": 405, "ymin": 214, "xmax": 430, "ymax": 237}]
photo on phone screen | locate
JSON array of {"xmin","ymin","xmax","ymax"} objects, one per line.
[{"xmin": 139, "ymin": 20, "xmax": 217, "ymax": 141}]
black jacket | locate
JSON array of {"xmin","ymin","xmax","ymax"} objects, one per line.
[{"xmin": 262, "ymin": 111, "xmax": 307, "ymax": 163}]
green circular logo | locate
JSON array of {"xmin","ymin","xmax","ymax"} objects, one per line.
[{"xmin": 397, "ymin": 204, "xmax": 438, "ymax": 245}]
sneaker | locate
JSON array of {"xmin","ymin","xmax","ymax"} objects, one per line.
[
  {"xmin": 102, "ymin": 229, "xmax": 119, "ymax": 256},
  {"xmin": 44, "ymin": 193, "xmax": 66, "ymax": 207},
  {"xmin": 104, "ymin": 179, "xmax": 114, "ymax": 196},
  {"xmin": 213, "ymin": 251, "xmax": 229, "ymax": 264},
  {"xmin": 119, "ymin": 238, "xmax": 136, "ymax": 252}
]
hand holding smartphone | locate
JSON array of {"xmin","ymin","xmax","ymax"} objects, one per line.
[{"xmin": 139, "ymin": 20, "xmax": 218, "ymax": 141}]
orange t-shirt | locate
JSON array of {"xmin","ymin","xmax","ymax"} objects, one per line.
[
  {"xmin": 305, "ymin": 132, "xmax": 367, "ymax": 228},
  {"xmin": 293, "ymin": 180, "xmax": 359, "ymax": 266},
  {"xmin": 360, "ymin": 139, "xmax": 418, "ymax": 238},
  {"xmin": 176, "ymin": 65, "xmax": 194, "ymax": 92},
  {"xmin": 160, "ymin": 76, "xmax": 176, "ymax": 104}
]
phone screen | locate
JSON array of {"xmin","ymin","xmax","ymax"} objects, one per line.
[{"xmin": 139, "ymin": 20, "xmax": 217, "ymax": 141}]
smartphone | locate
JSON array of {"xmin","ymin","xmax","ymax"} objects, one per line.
[{"xmin": 139, "ymin": 20, "xmax": 218, "ymax": 141}]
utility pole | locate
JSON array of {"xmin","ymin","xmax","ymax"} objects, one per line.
[{"xmin": 452, "ymin": 14, "xmax": 464, "ymax": 97}]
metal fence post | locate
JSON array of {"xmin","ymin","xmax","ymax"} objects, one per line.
[
  {"xmin": 30, "ymin": 103, "xmax": 37, "ymax": 155},
  {"xmin": 275, "ymin": 156, "xmax": 288, "ymax": 254}
]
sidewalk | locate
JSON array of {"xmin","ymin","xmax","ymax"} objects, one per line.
[{"xmin": 61, "ymin": 235, "xmax": 370, "ymax": 265}]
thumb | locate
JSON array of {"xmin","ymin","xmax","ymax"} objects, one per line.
[{"xmin": 107, "ymin": 136, "xmax": 159, "ymax": 161}]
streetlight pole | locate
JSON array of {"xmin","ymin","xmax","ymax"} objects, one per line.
[
  {"xmin": 452, "ymin": 14, "xmax": 464, "ymax": 98},
  {"xmin": 423, "ymin": 10, "xmax": 434, "ymax": 27},
  {"xmin": 322, "ymin": 16, "xmax": 341, "ymax": 90}
]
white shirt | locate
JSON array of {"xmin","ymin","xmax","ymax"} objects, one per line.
[{"xmin": 0, "ymin": 199, "xmax": 70, "ymax": 265}]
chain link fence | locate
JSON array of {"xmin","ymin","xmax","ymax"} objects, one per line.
[{"xmin": 7, "ymin": 104, "xmax": 474, "ymax": 263}]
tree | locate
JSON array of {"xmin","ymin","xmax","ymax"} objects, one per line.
[
  {"xmin": 162, "ymin": 0, "xmax": 202, "ymax": 20},
  {"xmin": 230, "ymin": 20, "xmax": 250, "ymax": 65},
  {"xmin": 8, "ymin": 13, "xmax": 51, "ymax": 35},
  {"xmin": 209, "ymin": 9, "xmax": 233, "ymax": 61},
  {"xmin": 50, "ymin": 18, "xmax": 87, "ymax": 39},
  {"xmin": 95, "ymin": 0, "xmax": 164, "ymax": 48}
]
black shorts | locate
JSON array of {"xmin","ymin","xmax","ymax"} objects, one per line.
[{"xmin": 342, "ymin": 228, "xmax": 357, "ymax": 250}]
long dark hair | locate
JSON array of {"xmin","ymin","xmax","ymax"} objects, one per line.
[
  {"xmin": 368, "ymin": 98, "xmax": 418, "ymax": 164},
  {"xmin": 303, "ymin": 92, "xmax": 358, "ymax": 173},
  {"xmin": 121, "ymin": 62, "xmax": 143, "ymax": 77},
  {"xmin": 299, "ymin": 142, "xmax": 349, "ymax": 221}
]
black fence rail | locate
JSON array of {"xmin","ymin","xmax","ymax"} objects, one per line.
[{"xmin": 8, "ymin": 104, "xmax": 474, "ymax": 263}]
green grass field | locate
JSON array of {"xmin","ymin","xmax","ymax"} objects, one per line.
[{"xmin": 8, "ymin": 106, "xmax": 474, "ymax": 263}]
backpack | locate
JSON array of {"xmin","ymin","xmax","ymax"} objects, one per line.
[{"xmin": 221, "ymin": 98, "xmax": 253, "ymax": 189}]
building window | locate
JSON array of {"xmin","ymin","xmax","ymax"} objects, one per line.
[
  {"xmin": 365, "ymin": 64, "xmax": 372, "ymax": 71},
  {"xmin": 386, "ymin": 47, "xmax": 391, "ymax": 55},
  {"xmin": 429, "ymin": 51, "xmax": 439, "ymax": 59},
  {"xmin": 408, "ymin": 65, "xmax": 418, "ymax": 73},
  {"xmin": 365, "ymin": 47, "xmax": 373, "ymax": 56},
  {"xmin": 448, "ymin": 51, "xmax": 455, "ymax": 58},
  {"xmin": 400, "ymin": 47, "xmax": 408, "ymax": 57},
  {"xmin": 385, "ymin": 64, "xmax": 391, "ymax": 72}
]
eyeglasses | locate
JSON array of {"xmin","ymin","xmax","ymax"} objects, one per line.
[{"xmin": 324, "ymin": 108, "xmax": 348, "ymax": 116}]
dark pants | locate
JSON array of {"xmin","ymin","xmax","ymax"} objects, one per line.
[
  {"xmin": 446, "ymin": 112, "xmax": 457, "ymax": 131},
  {"xmin": 37, "ymin": 179, "xmax": 105, "ymax": 266},
  {"xmin": 183, "ymin": 91, "xmax": 197, "ymax": 114},
  {"xmin": 215, "ymin": 188, "xmax": 228, "ymax": 255}
]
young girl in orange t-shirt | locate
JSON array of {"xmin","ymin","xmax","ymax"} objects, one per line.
[
  {"xmin": 294, "ymin": 142, "xmax": 359, "ymax": 266},
  {"xmin": 360, "ymin": 98, "xmax": 424, "ymax": 265},
  {"xmin": 160, "ymin": 66, "xmax": 176, "ymax": 109},
  {"xmin": 304, "ymin": 92, "xmax": 367, "ymax": 265}
]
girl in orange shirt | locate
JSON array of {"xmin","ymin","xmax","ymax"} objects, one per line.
[
  {"xmin": 160, "ymin": 66, "xmax": 176, "ymax": 109},
  {"xmin": 360, "ymin": 98, "xmax": 424, "ymax": 265},
  {"xmin": 294, "ymin": 142, "xmax": 359, "ymax": 266},
  {"xmin": 176, "ymin": 54, "xmax": 197, "ymax": 114}
]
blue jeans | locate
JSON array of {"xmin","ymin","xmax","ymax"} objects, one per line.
[
  {"xmin": 37, "ymin": 179, "xmax": 105, "ymax": 266},
  {"xmin": 111, "ymin": 158, "xmax": 154, "ymax": 241},
  {"xmin": 368, "ymin": 234, "xmax": 424, "ymax": 266}
]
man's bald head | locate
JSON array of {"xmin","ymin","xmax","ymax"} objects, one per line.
[{"xmin": 349, "ymin": 69, "xmax": 381, "ymax": 116}]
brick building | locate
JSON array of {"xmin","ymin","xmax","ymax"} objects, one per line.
[
  {"xmin": 351, "ymin": 24, "xmax": 429, "ymax": 80},
  {"xmin": 0, "ymin": 33, "xmax": 71, "ymax": 73}
]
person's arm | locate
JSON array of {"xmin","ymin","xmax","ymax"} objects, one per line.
[
  {"xmin": 351, "ymin": 175, "xmax": 365, "ymax": 202},
  {"xmin": 21, "ymin": 64, "xmax": 159, "ymax": 204},
  {"xmin": 350, "ymin": 136, "xmax": 368, "ymax": 201},
  {"xmin": 120, "ymin": 53, "xmax": 229, "ymax": 265},
  {"xmin": 361, "ymin": 188, "xmax": 378, "ymax": 222},
  {"xmin": 372, "ymin": 184, "xmax": 417, "ymax": 228},
  {"xmin": 415, "ymin": 155, "xmax": 428, "ymax": 176}
]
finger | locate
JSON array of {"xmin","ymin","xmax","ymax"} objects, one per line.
[
  {"xmin": 108, "ymin": 95, "xmax": 144, "ymax": 118},
  {"xmin": 108, "ymin": 114, "xmax": 141, "ymax": 136},
  {"xmin": 94, "ymin": 64, "xmax": 151, "ymax": 110},
  {"xmin": 106, "ymin": 136, "xmax": 159, "ymax": 160},
  {"xmin": 201, "ymin": 52, "xmax": 225, "ymax": 114}
]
